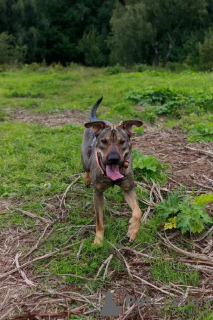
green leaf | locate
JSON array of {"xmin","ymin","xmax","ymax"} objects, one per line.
[{"xmin": 194, "ymin": 194, "xmax": 213, "ymax": 205}]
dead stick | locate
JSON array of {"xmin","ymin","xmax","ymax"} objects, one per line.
[
  {"xmin": 185, "ymin": 146, "xmax": 213, "ymax": 158},
  {"xmin": 60, "ymin": 174, "xmax": 83, "ymax": 208},
  {"xmin": 17, "ymin": 209, "xmax": 51, "ymax": 224},
  {"xmin": 158, "ymin": 233, "xmax": 213, "ymax": 262},
  {"xmin": 0, "ymin": 250, "xmax": 59, "ymax": 280}
]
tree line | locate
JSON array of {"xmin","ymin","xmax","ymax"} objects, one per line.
[{"xmin": 0, "ymin": 0, "xmax": 213, "ymax": 69}]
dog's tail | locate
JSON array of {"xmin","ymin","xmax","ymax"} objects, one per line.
[
  {"xmin": 90, "ymin": 97, "xmax": 103, "ymax": 122},
  {"xmin": 90, "ymin": 97, "xmax": 112, "ymax": 125}
]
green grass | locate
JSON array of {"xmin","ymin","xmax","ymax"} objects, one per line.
[
  {"xmin": 0, "ymin": 64, "xmax": 212, "ymax": 319},
  {"xmin": 0, "ymin": 122, "xmax": 83, "ymax": 197}
]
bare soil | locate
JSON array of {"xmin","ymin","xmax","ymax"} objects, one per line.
[
  {"xmin": 12, "ymin": 108, "xmax": 88, "ymax": 126},
  {"xmin": 133, "ymin": 126, "xmax": 213, "ymax": 193}
]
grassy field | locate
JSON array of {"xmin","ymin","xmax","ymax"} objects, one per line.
[{"xmin": 0, "ymin": 64, "xmax": 213, "ymax": 319}]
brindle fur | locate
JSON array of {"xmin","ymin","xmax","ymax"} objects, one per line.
[{"xmin": 81, "ymin": 98, "xmax": 143, "ymax": 245}]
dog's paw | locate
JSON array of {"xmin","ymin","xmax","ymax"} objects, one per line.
[
  {"xmin": 93, "ymin": 235, "xmax": 103, "ymax": 245},
  {"xmin": 126, "ymin": 218, "xmax": 140, "ymax": 242}
]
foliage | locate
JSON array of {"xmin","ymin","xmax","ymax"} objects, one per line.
[
  {"xmin": 188, "ymin": 122, "xmax": 213, "ymax": 142},
  {"xmin": 0, "ymin": 0, "xmax": 47, "ymax": 63},
  {"xmin": 0, "ymin": 32, "xmax": 26, "ymax": 64},
  {"xmin": 124, "ymin": 86, "xmax": 213, "ymax": 123},
  {"xmin": 132, "ymin": 150, "xmax": 169, "ymax": 185},
  {"xmin": 109, "ymin": 1, "xmax": 154, "ymax": 65},
  {"xmin": 194, "ymin": 194, "xmax": 213, "ymax": 205},
  {"xmin": 109, "ymin": 0, "xmax": 209, "ymax": 67},
  {"xmin": 156, "ymin": 193, "xmax": 213, "ymax": 233},
  {"xmin": 0, "ymin": 0, "xmax": 213, "ymax": 69},
  {"xmin": 104, "ymin": 65, "xmax": 125, "ymax": 74},
  {"xmin": 199, "ymin": 29, "xmax": 213, "ymax": 70},
  {"xmin": 78, "ymin": 28, "xmax": 109, "ymax": 67}
]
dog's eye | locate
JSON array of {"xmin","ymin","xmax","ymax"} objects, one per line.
[
  {"xmin": 119, "ymin": 140, "xmax": 125, "ymax": 145},
  {"xmin": 101, "ymin": 139, "xmax": 107, "ymax": 145}
]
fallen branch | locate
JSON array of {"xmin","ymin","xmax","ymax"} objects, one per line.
[
  {"xmin": 23, "ymin": 224, "xmax": 54, "ymax": 259},
  {"xmin": 0, "ymin": 250, "xmax": 59, "ymax": 280},
  {"xmin": 195, "ymin": 225, "xmax": 213, "ymax": 242},
  {"xmin": 133, "ymin": 274, "xmax": 175, "ymax": 296},
  {"xmin": 95, "ymin": 254, "xmax": 114, "ymax": 280},
  {"xmin": 8, "ymin": 309, "xmax": 83, "ymax": 320},
  {"xmin": 60, "ymin": 174, "xmax": 83, "ymax": 208},
  {"xmin": 158, "ymin": 233, "xmax": 213, "ymax": 263},
  {"xmin": 17, "ymin": 209, "xmax": 51, "ymax": 224},
  {"xmin": 185, "ymin": 146, "xmax": 213, "ymax": 158},
  {"xmin": 15, "ymin": 253, "xmax": 36, "ymax": 287}
]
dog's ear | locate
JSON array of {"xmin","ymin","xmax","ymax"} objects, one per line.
[
  {"xmin": 119, "ymin": 120, "xmax": 143, "ymax": 136},
  {"xmin": 84, "ymin": 121, "xmax": 109, "ymax": 136}
]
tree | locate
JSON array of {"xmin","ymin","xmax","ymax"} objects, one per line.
[
  {"xmin": 109, "ymin": 0, "xmax": 209, "ymax": 67},
  {"xmin": 199, "ymin": 28, "xmax": 213, "ymax": 69},
  {"xmin": 109, "ymin": 1, "xmax": 154, "ymax": 65},
  {"xmin": 0, "ymin": 32, "xmax": 26, "ymax": 64},
  {"xmin": 42, "ymin": 0, "xmax": 114, "ymax": 65},
  {"xmin": 0, "ymin": 0, "xmax": 48, "ymax": 63}
]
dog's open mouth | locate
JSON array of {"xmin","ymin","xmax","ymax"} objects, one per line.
[{"xmin": 106, "ymin": 165, "xmax": 124, "ymax": 181}]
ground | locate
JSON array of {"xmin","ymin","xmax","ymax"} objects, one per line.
[{"xmin": 0, "ymin": 67, "xmax": 212, "ymax": 320}]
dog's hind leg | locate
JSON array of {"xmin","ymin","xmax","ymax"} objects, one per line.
[
  {"xmin": 93, "ymin": 189, "xmax": 104, "ymax": 245},
  {"xmin": 123, "ymin": 189, "xmax": 142, "ymax": 242},
  {"xmin": 84, "ymin": 171, "xmax": 91, "ymax": 187}
]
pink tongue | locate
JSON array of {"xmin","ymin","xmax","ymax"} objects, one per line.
[{"xmin": 106, "ymin": 165, "xmax": 124, "ymax": 181}]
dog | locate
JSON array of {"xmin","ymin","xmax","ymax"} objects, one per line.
[{"xmin": 81, "ymin": 97, "xmax": 143, "ymax": 245}]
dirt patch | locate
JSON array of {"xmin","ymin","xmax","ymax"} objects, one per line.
[
  {"xmin": 11, "ymin": 108, "xmax": 88, "ymax": 126},
  {"xmin": 0, "ymin": 199, "xmax": 21, "ymax": 215},
  {"xmin": 133, "ymin": 126, "xmax": 213, "ymax": 193}
]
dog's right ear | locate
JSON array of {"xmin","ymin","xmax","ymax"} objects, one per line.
[{"xmin": 84, "ymin": 121, "xmax": 109, "ymax": 136}]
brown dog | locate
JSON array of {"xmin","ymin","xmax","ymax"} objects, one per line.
[{"xmin": 81, "ymin": 98, "xmax": 143, "ymax": 245}]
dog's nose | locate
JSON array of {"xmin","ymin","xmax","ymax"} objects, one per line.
[{"xmin": 107, "ymin": 152, "xmax": 120, "ymax": 164}]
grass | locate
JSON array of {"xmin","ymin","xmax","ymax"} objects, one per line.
[{"xmin": 0, "ymin": 64, "xmax": 212, "ymax": 319}]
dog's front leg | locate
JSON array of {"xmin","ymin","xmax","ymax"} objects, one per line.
[
  {"xmin": 93, "ymin": 188, "xmax": 104, "ymax": 245},
  {"xmin": 123, "ymin": 189, "xmax": 142, "ymax": 242}
]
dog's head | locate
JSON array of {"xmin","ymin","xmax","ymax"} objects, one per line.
[{"xmin": 84, "ymin": 120, "xmax": 142, "ymax": 180}]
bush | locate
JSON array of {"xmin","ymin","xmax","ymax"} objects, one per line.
[
  {"xmin": 78, "ymin": 28, "xmax": 109, "ymax": 67},
  {"xmin": 0, "ymin": 32, "xmax": 26, "ymax": 65},
  {"xmin": 199, "ymin": 29, "xmax": 213, "ymax": 70},
  {"xmin": 156, "ymin": 193, "xmax": 213, "ymax": 233}
]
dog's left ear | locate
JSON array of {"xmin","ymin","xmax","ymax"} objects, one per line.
[
  {"xmin": 84, "ymin": 121, "xmax": 109, "ymax": 136},
  {"xmin": 119, "ymin": 120, "xmax": 143, "ymax": 136}
]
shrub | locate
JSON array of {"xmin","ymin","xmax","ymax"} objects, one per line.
[
  {"xmin": 0, "ymin": 32, "xmax": 26, "ymax": 65},
  {"xmin": 156, "ymin": 193, "xmax": 213, "ymax": 233}
]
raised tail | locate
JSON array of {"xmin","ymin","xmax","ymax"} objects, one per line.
[{"xmin": 90, "ymin": 97, "xmax": 103, "ymax": 122}]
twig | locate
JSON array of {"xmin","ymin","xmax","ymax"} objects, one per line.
[
  {"xmin": 15, "ymin": 253, "xmax": 36, "ymax": 287},
  {"xmin": 103, "ymin": 254, "xmax": 114, "ymax": 280},
  {"xmin": 76, "ymin": 239, "xmax": 85, "ymax": 259},
  {"xmin": 0, "ymin": 250, "xmax": 60, "ymax": 280},
  {"xmin": 8, "ymin": 309, "xmax": 84, "ymax": 320},
  {"xmin": 193, "ymin": 180, "xmax": 213, "ymax": 191},
  {"xmin": 16, "ymin": 209, "xmax": 51, "ymax": 224},
  {"xmin": 194, "ymin": 226, "xmax": 213, "ymax": 242},
  {"xmin": 107, "ymin": 241, "xmax": 132, "ymax": 279},
  {"xmin": 185, "ymin": 146, "xmax": 213, "ymax": 158},
  {"xmin": 158, "ymin": 233, "xmax": 213, "ymax": 262},
  {"xmin": 23, "ymin": 224, "xmax": 53, "ymax": 259},
  {"xmin": 133, "ymin": 274, "xmax": 175, "ymax": 296},
  {"xmin": 141, "ymin": 206, "xmax": 151, "ymax": 222},
  {"xmin": 95, "ymin": 254, "xmax": 114, "ymax": 280},
  {"xmin": 60, "ymin": 174, "xmax": 83, "ymax": 208}
]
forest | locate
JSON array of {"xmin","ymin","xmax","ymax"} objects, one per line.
[{"xmin": 0, "ymin": 0, "xmax": 213, "ymax": 69}]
